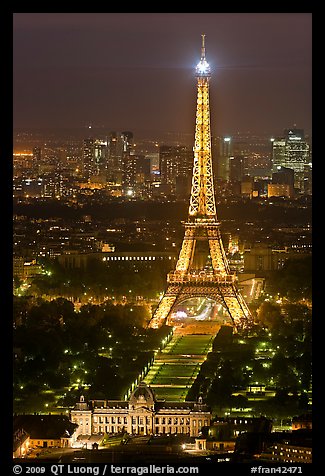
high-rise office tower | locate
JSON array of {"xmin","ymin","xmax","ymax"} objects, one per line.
[
  {"xmin": 108, "ymin": 131, "xmax": 134, "ymax": 185},
  {"xmin": 212, "ymin": 136, "xmax": 231, "ymax": 181},
  {"xmin": 32, "ymin": 146, "xmax": 42, "ymax": 176},
  {"xmin": 147, "ymin": 153, "xmax": 160, "ymax": 178},
  {"xmin": 229, "ymin": 156, "xmax": 245, "ymax": 182},
  {"xmin": 122, "ymin": 152, "xmax": 150, "ymax": 194},
  {"xmin": 122, "ymin": 152, "xmax": 138, "ymax": 193},
  {"xmin": 159, "ymin": 144, "xmax": 193, "ymax": 195},
  {"xmin": 135, "ymin": 155, "xmax": 151, "ymax": 180},
  {"xmin": 82, "ymin": 138, "xmax": 108, "ymax": 181},
  {"xmin": 270, "ymin": 137, "xmax": 286, "ymax": 171},
  {"xmin": 271, "ymin": 128, "xmax": 310, "ymax": 190},
  {"xmin": 303, "ymin": 162, "xmax": 312, "ymax": 195},
  {"xmin": 82, "ymin": 138, "xmax": 94, "ymax": 179}
]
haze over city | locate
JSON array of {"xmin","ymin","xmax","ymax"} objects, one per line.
[{"xmin": 13, "ymin": 13, "xmax": 312, "ymax": 139}]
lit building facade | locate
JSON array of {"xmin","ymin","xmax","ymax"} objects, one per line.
[
  {"xmin": 13, "ymin": 429, "xmax": 30, "ymax": 459},
  {"xmin": 82, "ymin": 133, "xmax": 136, "ymax": 186},
  {"xmin": 262, "ymin": 442, "xmax": 312, "ymax": 464},
  {"xmin": 159, "ymin": 145, "xmax": 193, "ymax": 196},
  {"xmin": 272, "ymin": 166, "xmax": 294, "ymax": 188},
  {"xmin": 13, "ymin": 415, "xmax": 78, "ymax": 456},
  {"xmin": 212, "ymin": 136, "xmax": 232, "ymax": 182},
  {"xmin": 229, "ymin": 156, "xmax": 246, "ymax": 182},
  {"xmin": 57, "ymin": 251, "xmax": 177, "ymax": 269},
  {"xmin": 243, "ymin": 245, "xmax": 310, "ymax": 272},
  {"xmin": 267, "ymin": 183, "xmax": 293, "ymax": 199},
  {"xmin": 271, "ymin": 137, "xmax": 286, "ymax": 171},
  {"xmin": 123, "ymin": 153, "xmax": 151, "ymax": 197},
  {"xmin": 71, "ymin": 382, "xmax": 211, "ymax": 438},
  {"xmin": 13, "ymin": 257, "xmax": 43, "ymax": 280},
  {"xmin": 271, "ymin": 129, "xmax": 310, "ymax": 190},
  {"xmin": 107, "ymin": 131, "xmax": 134, "ymax": 185},
  {"xmin": 122, "ymin": 152, "xmax": 138, "ymax": 193},
  {"xmin": 83, "ymin": 138, "xmax": 108, "ymax": 182}
]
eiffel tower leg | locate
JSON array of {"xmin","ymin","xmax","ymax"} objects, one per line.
[
  {"xmin": 148, "ymin": 293, "xmax": 178, "ymax": 329},
  {"xmin": 223, "ymin": 292, "xmax": 253, "ymax": 333}
]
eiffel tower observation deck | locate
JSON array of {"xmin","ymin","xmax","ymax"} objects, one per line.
[{"xmin": 148, "ymin": 35, "xmax": 254, "ymax": 333}]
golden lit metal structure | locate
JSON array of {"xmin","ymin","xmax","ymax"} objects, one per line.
[{"xmin": 148, "ymin": 35, "xmax": 253, "ymax": 332}]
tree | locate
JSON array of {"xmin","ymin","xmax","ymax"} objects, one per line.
[
  {"xmin": 13, "ymin": 275, "xmax": 23, "ymax": 289},
  {"xmin": 257, "ymin": 301, "xmax": 283, "ymax": 331},
  {"xmin": 230, "ymin": 394, "xmax": 249, "ymax": 411},
  {"xmin": 270, "ymin": 256, "xmax": 312, "ymax": 300},
  {"xmin": 26, "ymin": 298, "xmax": 74, "ymax": 330}
]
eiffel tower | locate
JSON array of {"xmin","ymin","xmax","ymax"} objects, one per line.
[{"xmin": 148, "ymin": 35, "xmax": 254, "ymax": 332}]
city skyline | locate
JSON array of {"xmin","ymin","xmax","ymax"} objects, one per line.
[
  {"xmin": 13, "ymin": 13, "xmax": 312, "ymax": 139},
  {"xmin": 11, "ymin": 17, "xmax": 313, "ymax": 467}
]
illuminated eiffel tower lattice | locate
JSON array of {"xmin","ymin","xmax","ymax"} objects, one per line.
[{"xmin": 148, "ymin": 35, "xmax": 254, "ymax": 332}]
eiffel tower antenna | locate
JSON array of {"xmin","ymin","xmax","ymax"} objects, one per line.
[
  {"xmin": 148, "ymin": 36, "xmax": 254, "ymax": 332},
  {"xmin": 201, "ymin": 33, "xmax": 206, "ymax": 60}
]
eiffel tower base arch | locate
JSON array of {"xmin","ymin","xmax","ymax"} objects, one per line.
[{"xmin": 148, "ymin": 280, "xmax": 253, "ymax": 333}]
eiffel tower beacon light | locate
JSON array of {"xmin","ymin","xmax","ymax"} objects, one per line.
[{"xmin": 148, "ymin": 35, "xmax": 254, "ymax": 332}]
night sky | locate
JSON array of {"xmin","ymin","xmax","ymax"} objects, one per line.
[{"xmin": 13, "ymin": 13, "xmax": 312, "ymax": 139}]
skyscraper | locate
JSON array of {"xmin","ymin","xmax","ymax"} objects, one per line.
[
  {"xmin": 212, "ymin": 136, "xmax": 232, "ymax": 182},
  {"xmin": 107, "ymin": 131, "xmax": 134, "ymax": 185},
  {"xmin": 82, "ymin": 138, "xmax": 108, "ymax": 182},
  {"xmin": 159, "ymin": 144, "xmax": 193, "ymax": 196},
  {"xmin": 271, "ymin": 128, "xmax": 310, "ymax": 191},
  {"xmin": 82, "ymin": 138, "xmax": 94, "ymax": 180}
]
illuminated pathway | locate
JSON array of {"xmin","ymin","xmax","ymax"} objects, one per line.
[{"xmin": 143, "ymin": 323, "xmax": 221, "ymax": 402}]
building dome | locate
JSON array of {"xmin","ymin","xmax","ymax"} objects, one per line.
[
  {"xmin": 74, "ymin": 395, "xmax": 89, "ymax": 411},
  {"xmin": 129, "ymin": 381, "xmax": 156, "ymax": 408}
]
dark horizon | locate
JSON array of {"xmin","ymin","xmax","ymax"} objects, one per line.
[{"xmin": 13, "ymin": 13, "xmax": 312, "ymax": 139}]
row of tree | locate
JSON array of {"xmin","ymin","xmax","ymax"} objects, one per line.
[
  {"xmin": 13, "ymin": 295, "xmax": 171, "ymax": 412},
  {"xmin": 187, "ymin": 301, "xmax": 312, "ymax": 418},
  {"xmin": 22, "ymin": 256, "xmax": 172, "ymax": 301}
]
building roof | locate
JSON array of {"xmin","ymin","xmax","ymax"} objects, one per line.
[
  {"xmin": 89, "ymin": 399, "xmax": 210, "ymax": 413},
  {"xmin": 13, "ymin": 428, "xmax": 29, "ymax": 452},
  {"xmin": 155, "ymin": 401, "xmax": 210, "ymax": 412},
  {"xmin": 267, "ymin": 429, "xmax": 312, "ymax": 448},
  {"xmin": 129, "ymin": 381, "xmax": 156, "ymax": 407},
  {"xmin": 90, "ymin": 400, "xmax": 129, "ymax": 410},
  {"xmin": 83, "ymin": 383, "xmax": 211, "ymax": 414}
]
